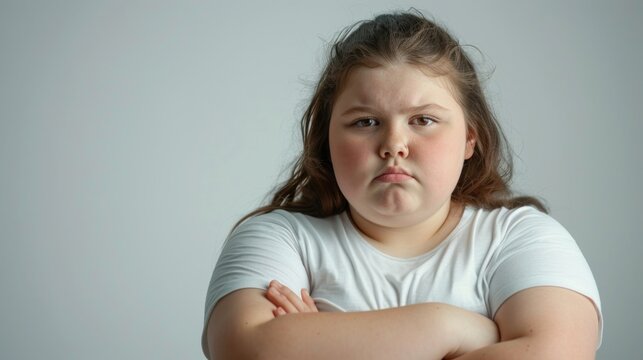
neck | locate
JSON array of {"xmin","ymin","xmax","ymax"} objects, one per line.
[{"xmin": 349, "ymin": 201, "xmax": 463, "ymax": 258}]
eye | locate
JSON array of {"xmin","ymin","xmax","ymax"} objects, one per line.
[
  {"xmin": 410, "ymin": 115, "xmax": 436, "ymax": 126},
  {"xmin": 353, "ymin": 118, "xmax": 380, "ymax": 128}
]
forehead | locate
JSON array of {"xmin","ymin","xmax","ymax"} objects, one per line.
[{"xmin": 333, "ymin": 63, "xmax": 461, "ymax": 111}]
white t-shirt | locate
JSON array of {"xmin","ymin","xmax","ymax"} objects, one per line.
[{"xmin": 202, "ymin": 205, "xmax": 602, "ymax": 355}]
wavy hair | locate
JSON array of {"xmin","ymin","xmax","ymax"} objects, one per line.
[{"xmin": 236, "ymin": 10, "xmax": 546, "ymax": 227}]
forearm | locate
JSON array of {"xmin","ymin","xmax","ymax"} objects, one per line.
[
  {"xmin": 238, "ymin": 303, "xmax": 495, "ymax": 360},
  {"xmin": 209, "ymin": 287, "xmax": 498, "ymax": 360},
  {"xmin": 249, "ymin": 304, "xmax": 449, "ymax": 360},
  {"xmin": 451, "ymin": 287, "xmax": 601, "ymax": 360},
  {"xmin": 452, "ymin": 336, "xmax": 594, "ymax": 360}
]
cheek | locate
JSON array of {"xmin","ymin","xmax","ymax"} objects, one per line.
[
  {"xmin": 330, "ymin": 137, "xmax": 370, "ymax": 190},
  {"xmin": 414, "ymin": 136, "xmax": 466, "ymax": 180}
]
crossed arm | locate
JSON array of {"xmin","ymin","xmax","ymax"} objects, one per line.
[{"xmin": 206, "ymin": 281, "xmax": 599, "ymax": 360}]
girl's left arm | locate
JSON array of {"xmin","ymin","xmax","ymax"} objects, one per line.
[{"xmin": 453, "ymin": 286, "xmax": 600, "ymax": 360}]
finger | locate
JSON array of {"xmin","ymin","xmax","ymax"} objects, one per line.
[
  {"xmin": 301, "ymin": 289, "xmax": 318, "ymax": 312},
  {"xmin": 273, "ymin": 281, "xmax": 308, "ymax": 313},
  {"xmin": 266, "ymin": 286, "xmax": 299, "ymax": 314},
  {"xmin": 272, "ymin": 306, "xmax": 286, "ymax": 317}
]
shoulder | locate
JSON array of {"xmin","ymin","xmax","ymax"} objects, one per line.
[
  {"xmin": 478, "ymin": 207, "xmax": 602, "ymax": 322},
  {"xmin": 465, "ymin": 205, "xmax": 587, "ymax": 279},
  {"xmin": 238, "ymin": 209, "xmax": 342, "ymax": 230},
  {"xmin": 467, "ymin": 205, "xmax": 572, "ymax": 244},
  {"xmin": 469, "ymin": 205, "xmax": 556, "ymax": 225},
  {"xmin": 231, "ymin": 210, "xmax": 346, "ymax": 245}
]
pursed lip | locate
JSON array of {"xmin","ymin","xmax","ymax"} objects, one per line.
[{"xmin": 374, "ymin": 166, "xmax": 413, "ymax": 182}]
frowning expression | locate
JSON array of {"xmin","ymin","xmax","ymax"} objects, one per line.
[{"xmin": 329, "ymin": 62, "xmax": 475, "ymax": 228}]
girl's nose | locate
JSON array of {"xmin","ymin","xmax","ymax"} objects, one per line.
[{"xmin": 379, "ymin": 126, "xmax": 409, "ymax": 159}]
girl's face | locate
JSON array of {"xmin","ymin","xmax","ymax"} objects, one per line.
[{"xmin": 329, "ymin": 62, "xmax": 475, "ymax": 229}]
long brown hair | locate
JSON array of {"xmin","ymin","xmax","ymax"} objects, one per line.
[{"xmin": 236, "ymin": 10, "xmax": 546, "ymax": 228}]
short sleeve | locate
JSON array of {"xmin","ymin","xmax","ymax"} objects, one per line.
[
  {"xmin": 201, "ymin": 211, "xmax": 310, "ymax": 354},
  {"xmin": 485, "ymin": 208, "xmax": 603, "ymax": 346}
]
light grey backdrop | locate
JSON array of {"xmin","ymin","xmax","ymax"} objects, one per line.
[{"xmin": 1, "ymin": 0, "xmax": 641, "ymax": 359}]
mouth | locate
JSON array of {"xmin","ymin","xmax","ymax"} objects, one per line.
[{"xmin": 374, "ymin": 166, "xmax": 413, "ymax": 183}]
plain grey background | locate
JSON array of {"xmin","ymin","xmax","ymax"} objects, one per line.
[{"xmin": 1, "ymin": 0, "xmax": 641, "ymax": 359}]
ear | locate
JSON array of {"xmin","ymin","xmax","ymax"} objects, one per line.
[{"xmin": 464, "ymin": 129, "xmax": 476, "ymax": 160}]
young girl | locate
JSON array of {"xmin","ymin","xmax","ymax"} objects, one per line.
[{"xmin": 202, "ymin": 11, "xmax": 602, "ymax": 359}]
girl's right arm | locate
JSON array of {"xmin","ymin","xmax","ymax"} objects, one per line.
[{"xmin": 206, "ymin": 287, "xmax": 498, "ymax": 360}]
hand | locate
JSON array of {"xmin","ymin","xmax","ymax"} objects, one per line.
[
  {"xmin": 265, "ymin": 280, "xmax": 319, "ymax": 317},
  {"xmin": 443, "ymin": 308, "xmax": 499, "ymax": 359}
]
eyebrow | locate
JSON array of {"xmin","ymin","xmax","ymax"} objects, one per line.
[{"xmin": 340, "ymin": 103, "xmax": 449, "ymax": 116}]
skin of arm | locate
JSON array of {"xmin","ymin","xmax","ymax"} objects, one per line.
[
  {"xmin": 451, "ymin": 286, "xmax": 600, "ymax": 360},
  {"xmin": 263, "ymin": 282, "xmax": 600, "ymax": 360},
  {"xmin": 206, "ymin": 285, "xmax": 499, "ymax": 360}
]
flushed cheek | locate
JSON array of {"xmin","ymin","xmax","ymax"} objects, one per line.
[
  {"xmin": 330, "ymin": 139, "xmax": 372, "ymax": 195},
  {"xmin": 414, "ymin": 140, "xmax": 465, "ymax": 187}
]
